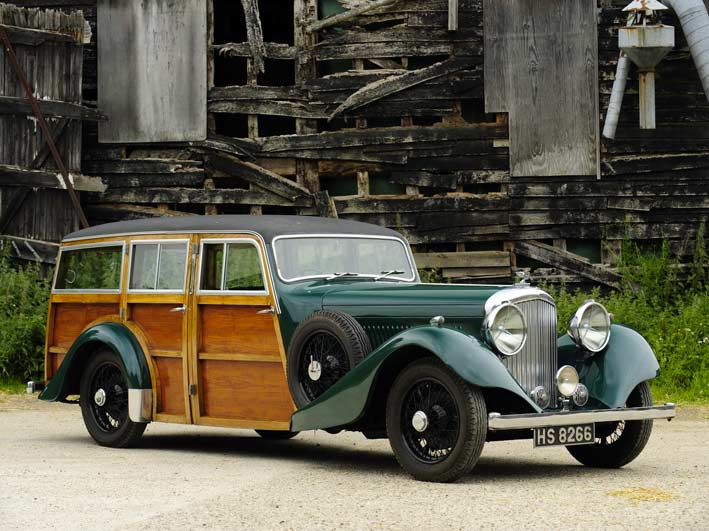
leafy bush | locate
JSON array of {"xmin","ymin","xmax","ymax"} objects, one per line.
[
  {"xmin": 545, "ymin": 226, "xmax": 709, "ymax": 403},
  {"xmin": 0, "ymin": 253, "xmax": 49, "ymax": 381}
]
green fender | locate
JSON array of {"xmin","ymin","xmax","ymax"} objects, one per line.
[
  {"xmin": 39, "ymin": 322, "xmax": 151, "ymax": 402},
  {"xmin": 558, "ymin": 324, "xmax": 660, "ymax": 409},
  {"xmin": 290, "ymin": 326, "xmax": 540, "ymax": 432}
]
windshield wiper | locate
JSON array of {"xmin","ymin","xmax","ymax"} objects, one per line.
[
  {"xmin": 325, "ymin": 272, "xmax": 364, "ymax": 281},
  {"xmin": 374, "ymin": 269, "xmax": 405, "ymax": 281}
]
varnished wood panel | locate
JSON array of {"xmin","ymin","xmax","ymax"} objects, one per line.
[
  {"xmin": 199, "ymin": 360, "xmax": 294, "ymax": 422},
  {"xmin": 199, "ymin": 305, "xmax": 280, "ymax": 359},
  {"xmin": 131, "ymin": 303, "xmax": 183, "ymax": 351},
  {"xmin": 155, "ymin": 357, "xmax": 185, "ymax": 416},
  {"xmin": 51, "ymin": 303, "xmax": 118, "ymax": 348},
  {"xmin": 48, "ymin": 353, "xmax": 66, "ymax": 379}
]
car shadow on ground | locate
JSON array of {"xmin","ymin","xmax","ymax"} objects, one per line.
[{"xmin": 61, "ymin": 430, "xmax": 617, "ymax": 483}]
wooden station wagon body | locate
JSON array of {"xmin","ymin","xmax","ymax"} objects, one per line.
[{"xmin": 40, "ymin": 215, "xmax": 675, "ymax": 482}]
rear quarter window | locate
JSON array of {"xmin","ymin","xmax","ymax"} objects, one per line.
[{"xmin": 54, "ymin": 245, "xmax": 124, "ymax": 291}]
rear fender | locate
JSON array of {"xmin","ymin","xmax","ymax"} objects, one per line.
[
  {"xmin": 290, "ymin": 326, "xmax": 540, "ymax": 431},
  {"xmin": 558, "ymin": 324, "xmax": 660, "ymax": 408},
  {"xmin": 39, "ymin": 322, "xmax": 152, "ymax": 409}
]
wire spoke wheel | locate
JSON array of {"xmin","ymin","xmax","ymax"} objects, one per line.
[
  {"xmin": 80, "ymin": 350, "xmax": 146, "ymax": 448},
  {"xmin": 401, "ymin": 379, "xmax": 460, "ymax": 464},
  {"xmin": 298, "ymin": 331, "xmax": 350, "ymax": 401},
  {"xmin": 88, "ymin": 361, "xmax": 128, "ymax": 433}
]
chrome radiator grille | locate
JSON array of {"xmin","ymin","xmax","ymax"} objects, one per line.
[{"xmin": 502, "ymin": 298, "xmax": 558, "ymax": 405}]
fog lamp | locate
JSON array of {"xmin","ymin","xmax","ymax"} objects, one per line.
[{"xmin": 556, "ymin": 365, "xmax": 579, "ymax": 398}]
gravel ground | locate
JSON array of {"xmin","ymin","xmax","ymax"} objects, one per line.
[{"xmin": 0, "ymin": 394, "xmax": 707, "ymax": 531}]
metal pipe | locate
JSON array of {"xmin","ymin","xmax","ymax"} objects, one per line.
[
  {"xmin": 665, "ymin": 0, "xmax": 709, "ymax": 102},
  {"xmin": 639, "ymin": 70, "xmax": 657, "ymax": 128},
  {"xmin": 602, "ymin": 53, "xmax": 631, "ymax": 139}
]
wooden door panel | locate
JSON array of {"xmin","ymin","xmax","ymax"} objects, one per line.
[
  {"xmin": 199, "ymin": 360, "xmax": 292, "ymax": 422},
  {"xmin": 131, "ymin": 303, "xmax": 184, "ymax": 352},
  {"xmin": 199, "ymin": 305, "xmax": 280, "ymax": 359}
]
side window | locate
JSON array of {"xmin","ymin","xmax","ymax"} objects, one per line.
[
  {"xmin": 200, "ymin": 241, "xmax": 266, "ymax": 292},
  {"xmin": 129, "ymin": 242, "xmax": 188, "ymax": 291},
  {"xmin": 55, "ymin": 245, "xmax": 123, "ymax": 291}
]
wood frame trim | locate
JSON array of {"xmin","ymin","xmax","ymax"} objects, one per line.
[{"xmin": 197, "ymin": 352, "xmax": 281, "ymax": 363}]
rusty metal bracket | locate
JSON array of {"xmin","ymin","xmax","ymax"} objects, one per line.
[{"xmin": 0, "ymin": 26, "xmax": 89, "ymax": 228}]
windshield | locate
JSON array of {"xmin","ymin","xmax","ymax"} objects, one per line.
[{"xmin": 273, "ymin": 236, "xmax": 416, "ymax": 282}]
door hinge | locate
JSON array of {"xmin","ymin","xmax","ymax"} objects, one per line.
[{"xmin": 188, "ymin": 384, "xmax": 197, "ymax": 396}]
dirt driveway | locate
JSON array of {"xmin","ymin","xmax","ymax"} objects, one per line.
[{"xmin": 1, "ymin": 394, "xmax": 707, "ymax": 530}]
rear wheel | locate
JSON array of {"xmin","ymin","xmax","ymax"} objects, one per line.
[
  {"xmin": 566, "ymin": 381, "xmax": 653, "ymax": 468},
  {"xmin": 386, "ymin": 358, "xmax": 487, "ymax": 483},
  {"xmin": 80, "ymin": 350, "xmax": 146, "ymax": 448}
]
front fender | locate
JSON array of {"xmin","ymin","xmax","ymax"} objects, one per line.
[
  {"xmin": 558, "ymin": 324, "xmax": 660, "ymax": 408},
  {"xmin": 290, "ymin": 326, "xmax": 539, "ymax": 432},
  {"xmin": 39, "ymin": 322, "xmax": 151, "ymax": 402}
]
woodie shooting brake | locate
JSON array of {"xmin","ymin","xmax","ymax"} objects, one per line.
[{"xmin": 40, "ymin": 215, "xmax": 675, "ymax": 482}]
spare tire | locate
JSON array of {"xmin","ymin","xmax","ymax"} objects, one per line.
[{"xmin": 287, "ymin": 310, "xmax": 371, "ymax": 408}]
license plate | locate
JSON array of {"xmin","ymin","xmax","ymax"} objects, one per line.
[{"xmin": 533, "ymin": 423, "xmax": 595, "ymax": 447}]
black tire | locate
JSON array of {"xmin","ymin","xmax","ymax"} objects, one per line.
[
  {"xmin": 255, "ymin": 430, "xmax": 299, "ymax": 440},
  {"xmin": 386, "ymin": 358, "xmax": 487, "ymax": 483},
  {"xmin": 80, "ymin": 349, "xmax": 146, "ymax": 448},
  {"xmin": 566, "ymin": 381, "xmax": 653, "ymax": 468},
  {"xmin": 287, "ymin": 310, "xmax": 371, "ymax": 408}
]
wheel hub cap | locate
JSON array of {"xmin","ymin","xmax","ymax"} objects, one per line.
[
  {"xmin": 94, "ymin": 388, "xmax": 106, "ymax": 407},
  {"xmin": 411, "ymin": 410, "xmax": 429, "ymax": 432},
  {"xmin": 308, "ymin": 358, "xmax": 322, "ymax": 381}
]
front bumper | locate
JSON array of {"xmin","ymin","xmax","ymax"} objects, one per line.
[{"xmin": 488, "ymin": 403, "xmax": 676, "ymax": 430}]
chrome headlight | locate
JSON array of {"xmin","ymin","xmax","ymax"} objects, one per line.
[
  {"xmin": 483, "ymin": 302, "xmax": 527, "ymax": 356},
  {"xmin": 568, "ymin": 301, "xmax": 612, "ymax": 353}
]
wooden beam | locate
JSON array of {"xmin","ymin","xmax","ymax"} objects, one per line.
[
  {"xmin": 86, "ymin": 188, "xmax": 314, "ymax": 207},
  {"xmin": 514, "ymin": 240, "xmax": 622, "ymax": 288},
  {"xmin": 0, "ymin": 164, "xmax": 106, "ymax": 191},
  {"xmin": 213, "ymin": 42, "xmax": 296, "ymax": 60},
  {"xmin": 307, "ymin": 0, "xmax": 400, "ymax": 33},
  {"xmin": 329, "ymin": 56, "xmax": 477, "ymax": 120},
  {"xmin": 0, "ymin": 95, "xmax": 106, "ymax": 121},
  {"xmin": 448, "ymin": 0, "xmax": 459, "ymax": 31},
  {"xmin": 0, "ymin": 23, "xmax": 78, "ymax": 46},
  {"xmin": 239, "ymin": 0, "xmax": 266, "ymax": 74},
  {"xmin": 414, "ymin": 251, "xmax": 511, "ymax": 269},
  {"xmin": 209, "ymin": 153, "xmax": 312, "ymax": 202}
]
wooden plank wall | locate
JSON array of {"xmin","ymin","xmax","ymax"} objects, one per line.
[
  {"xmin": 9, "ymin": 0, "xmax": 709, "ymax": 285},
  {"xmin": 0, "ymin": 2, "xmax": 89, "ymax": 243}
]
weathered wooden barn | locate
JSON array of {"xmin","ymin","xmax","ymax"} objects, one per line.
[{"xmin": 1, "ymin": 0, "xmax": 708, "ymax": 285}]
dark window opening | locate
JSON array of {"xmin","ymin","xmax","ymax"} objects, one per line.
[
  {"xmin": 259, "ymin": 0, "xmax": 294, "ymax": 45},
  {"xmin": 214, "ymin": 114, "xmax": 249, "ymax": 139},
  {"xmin": 259, "ymin": 115, "xmax": 296, "ymax": 136},
  {"xmin": 320, "ymin": 175, "xmax": 357, "ymax": 197},
  {"xmin": 214, "ymin": 55, "xmax": 247, "ymax": 87},
  {"xmin": 258, "ymin": 59, "xmax": 295, "ymax": 86}
]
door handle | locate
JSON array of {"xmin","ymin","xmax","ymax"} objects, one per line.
[
  {"xmin": 256, "ymin": 307, "xmax": 275, "ymax": 315},
  {"xmin": 170, "ymin": 305, "xmax": 187, "ymax": 313}
]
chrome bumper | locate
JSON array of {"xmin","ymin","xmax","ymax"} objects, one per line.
[{"xmin": 488, "ymin": 403, "xmax": 676, "ymax": 430}]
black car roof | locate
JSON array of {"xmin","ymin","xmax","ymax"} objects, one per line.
[{"xmin": 63, "ymin": 215, "xmax": 405, "ymax": 243}]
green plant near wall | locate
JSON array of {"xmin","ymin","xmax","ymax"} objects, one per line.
[
  {"xmin": 0, "ymin": 252, "xmax": 49, "ymax": 381},
  {"xmin": 546, "ymin": 223, "xmax": 709, "ymax": 403}
]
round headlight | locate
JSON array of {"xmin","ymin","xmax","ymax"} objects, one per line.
[
  {"xmin": 568, "ymin": 301, "xmax": 612, "ymax": 353},
  {"xmin": 483, "ymin": 302, "xmax": 527, "ymax": 356},
  {"xmin": 556, "ymin": 365, "xmax": 579, "ymax": 397}
]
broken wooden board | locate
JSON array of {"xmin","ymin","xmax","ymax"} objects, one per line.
[{"xmin": 97, "ymin": 0, "xmax": 207, "ymax": 143}]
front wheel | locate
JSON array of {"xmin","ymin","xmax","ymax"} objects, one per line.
[
  {"xmin": 80, "ymin": 350, "xmax": 146, "ymax": 448},
  {"xmin": 386, "ymin": 358, "xmax": 487, "ymax": 483},
  {"xmin": 566, "ymin": 381, "xmax": 653, "ymax": 468}
]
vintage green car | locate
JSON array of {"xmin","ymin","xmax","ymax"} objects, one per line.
[{"xmin": 39, "ymin": 215, "xmax": 675, "ymax": 482}]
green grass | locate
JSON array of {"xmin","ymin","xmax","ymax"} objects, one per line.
[{"xmin": 0, "ymin": 376, "xmax": 26, "ymax": 394}]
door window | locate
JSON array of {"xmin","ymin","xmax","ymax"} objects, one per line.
[
  {"xmin": 199, "ymin": 240, "xmax": 267, "ymax": 293},
  {"xmin": 129, "ymin": 241, "xmax": 188, "ymax": 292},
  {"xmin": 54, "ymin": 244, "xmax": 124, "ymax": 292}
]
